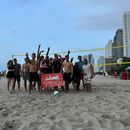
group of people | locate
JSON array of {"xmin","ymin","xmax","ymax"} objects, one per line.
[{"xmin": 6, "ymin": 46, "xmax": 94, "ymax": 93}]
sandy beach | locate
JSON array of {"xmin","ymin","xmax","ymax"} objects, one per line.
[{"xmin": 0, "ymin": 75, "xmax": 130, "ymax": 130}]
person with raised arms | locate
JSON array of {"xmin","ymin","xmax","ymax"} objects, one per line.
[
  {"xmin": 26, "ymin": 53, "xmax": 40, "ymax": 93},
  {"xmin": 61, "ymin": 55, "xmax": 73, "ymax": 93},
  {"xmin": 40, "ymin": 47, "xmax": 50, "ymax": 74}
]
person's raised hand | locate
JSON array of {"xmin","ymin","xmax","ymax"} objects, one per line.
[
  {"xmin": 26, "ymin": 53, "xmax": 28, "ymax": 57},
  {"xmin": 48, "ymin": 47, "xmax": 50, "ymax": 51}
]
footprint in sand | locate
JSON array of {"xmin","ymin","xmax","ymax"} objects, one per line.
[
  {"xmin": 49, "ymin": 121, "xmax": 63, "ymax": 130},
  {"xmin": 1, "ymin": 108, "xmax": 11, "ymax": 118},
  {"xmin": 49, "ymin": 115, "xmax": 56, "ymax": 121},
  {"xmin": 101, "ymin": 113, "xmax": 114, "ymax": 120},
  {"xmin": 2, "ymin": 119, "xmax": 22, "ymax": 130},
  {"xmin": 110, "ymin": 120, "xmax": 124, "ymax": 130},
  {"xmin": 119, "ymin": 117, "xmax": 130, "ymax": 127},
  {"xmin": 29, "ymin": 121, "xmax": 41, "ymax": 129},
  {"xmin": 124, "ymin": 126, "xmax": 130, "ymax": 130},
  {"xmin": 67, "ymin": 117, "xmax": 84, "ymax": 124},
  {"xmin": 2, "ymin": 110, "xmax": 9, "ymax": 117},
  {"xmin": 0, "ymin": 107, "xmax": 3, "ymax": 111},
  {"xmin": 87, "ymin": 120, "xmax": 94, "ymax": 128}
]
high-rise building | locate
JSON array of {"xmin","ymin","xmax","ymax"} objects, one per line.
[
  {"xmin": 88, "ymin": 54, "xmax": 94, "ymax": 64},
  {"xmin": 105, "ymin": 40, "xmax": 112, "ymax": 58},
  {"xmin": 97, "ymin": 56, "xmax": 105, "ymax": 72},
  {"xmin": 105, "ymin": 57, "xmax": 117, "ymax": 72},
  {"xmin": 112, "ymin": 29, "xmax": 123, "ymax": 59},
  {"xmin": 123, "ymin": 11, "xmax": 130, "ymax": 57}
]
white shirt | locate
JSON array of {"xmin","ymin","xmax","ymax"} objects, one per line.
[{"xmin": 82, "ymin": 64, "xmax": 91, "ymax": 77}]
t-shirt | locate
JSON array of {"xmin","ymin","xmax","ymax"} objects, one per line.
[
  {"xmin": 73, "ymin": 65, "xmax": 81, "ymax": 78},
  {"xmin": 75, "ymin": 61, "xmax": 84, "ymax": 73},
  {"xmin": 53, "ymin": 58, "xmax": 62, "ymax": 73},
  {"xmin": 82, "ymin": 64, "xmax": 91, "ymax": 77},
  {"xmin": 14, "ymin": 63, "xmax": 21, "ymax": 76},
  {"xmin": 40, "ymin": 60, "xmax": 49, "ymax": 74},
  {"xmin": 48, "ymin": 64, "xmax": 53, "ymax": 73}
]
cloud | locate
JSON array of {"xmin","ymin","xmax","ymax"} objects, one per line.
[{"xmin": 73, "ymin": 0, "xmax": 130, "ymax": 31}]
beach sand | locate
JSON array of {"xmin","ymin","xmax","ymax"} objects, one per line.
[{"xmin": 0, "ymin": 75, "xmax": 130, "ymax": 130}]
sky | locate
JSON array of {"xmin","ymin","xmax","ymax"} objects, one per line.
[{"xmin": 0, "ymin": 0, "xmax": 130, "ymax": 71}]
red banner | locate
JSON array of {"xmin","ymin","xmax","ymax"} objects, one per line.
[{"xmin": 41, "ymin": 73, "xmax": 64, "ymax": 88}]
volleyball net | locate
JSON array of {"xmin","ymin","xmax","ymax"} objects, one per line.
[{"xmin": 11, "ymin": 44, "xmax": 130, "ymax": 71}]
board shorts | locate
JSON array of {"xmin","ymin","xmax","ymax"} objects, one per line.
[
  {"xmin": 29, "ymin": 72, "xmax": 40, "ymax": 82},
  {"xmin": 23, "ymin": 72, "xmax": 30, "ymax": 81},
  {"xmin": 83, "ymin": 75, "xmax": 91, "ymax": 84},
  {"xmin": 63, "ymin": 72, "xmax": 72, "ymax": 84},
  {"xmin": 14, "ymin": 75, "xmax": 21, "ymax": 82},
  {"xmin": 6, "ymin": 71, "xmax": 14, "ymax": 78}
]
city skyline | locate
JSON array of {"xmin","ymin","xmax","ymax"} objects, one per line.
[{"xmin": 99, "ymin": 10, "xmax": 130, "ymax": 72}]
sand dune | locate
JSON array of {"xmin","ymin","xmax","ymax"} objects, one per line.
[{"xmin": 0, "ymin": 75, "xmax": 130, "ymax": 130}]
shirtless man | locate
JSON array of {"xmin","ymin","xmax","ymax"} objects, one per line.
[
  {"xmin": 26, "ymin": 53, "xmax": 40, "ymax": 93},
  {"xmin": 61, "ymin": 55, "xmax": 73, "ymax": 93},
  {"xmin": 22, "ymin": 58, "xmax": 30, "ymax": 91}
]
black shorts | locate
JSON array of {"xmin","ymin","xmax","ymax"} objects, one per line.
[
  {"xmin": 29, "ymin": 72, "xmax": 40, "ymax": 82},
  {"xmin": 6, "ymin": 71, "xmax": 14, "ymax": 78},
  {"xmin": 14, "ymin": 75, "xmax": 21, "ymax": 82},
  {"xmin": 63, "ymin": 73, "xmax": 72, "ymax": 84},
  {"xmin": 23, "ymin": 72, "xmax": 30, "ymax": 81}
]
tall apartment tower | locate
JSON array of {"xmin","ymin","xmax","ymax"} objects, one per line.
[
  {"xmin": 97, "ymin": 56, "xmax": 105, "ymax": 72},
  {"xmin": 88, "ymin": 54, "xmax": 95, "ymax": 64},
  {"xmin": 112, "ymin": 29, "xmax": 123, "ymax": 59},
  {"xmin": 105, "ymin": 40, "xmax": 112, "ymax": 58},
  {"xmin": 123, "ymin": 11, "xmax": 130, "ymax": 57}
]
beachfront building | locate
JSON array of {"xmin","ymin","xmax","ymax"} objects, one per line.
[
  {"xmin": 112, "ymin": 29, "xmax": 123, "ymax": 60},
  {"xmin": 105, "ymin": 40, "xmax": 112, "ymax": 58},
  {"xmin": 105, "ymin": 58, "xmax": 117, "ymax": 72},
  {"xmin": 97, "ymin": 56, "xmax": 105, "ymax": 72},
  {"xmin": 123, "ymin": 11, "xmax": 130, "ymax": 57},
  {"xmin": 88, "ymin": 54, "xmax": 95, "ymax": 64}
]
